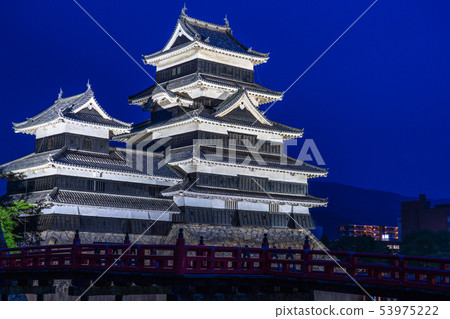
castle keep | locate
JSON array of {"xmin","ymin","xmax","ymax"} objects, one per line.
[{"xmin": 0, "ymin": 11, "xmax": 327, "ymax": 248}]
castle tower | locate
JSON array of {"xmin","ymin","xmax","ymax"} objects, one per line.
[
  {"xmin": 117, "ymin": 11, "xmax": 328, "ymax": 247},
  {"xmin": 0, "ymin": 83, "xmax": 181, "ymax": 244}
]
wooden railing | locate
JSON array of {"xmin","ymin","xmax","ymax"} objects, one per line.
[{"xmin": 0, "ymin": 231, "xmax": 449, "ymax": 293}]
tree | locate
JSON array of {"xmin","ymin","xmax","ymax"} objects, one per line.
[
  {"xmin": 400, "ymin": 230, "xmax": 450, "ymax": 258},
  {"xmin": 320, "ymin": 233, "xmax": 331, "ymax": 248},
  {"xmin": 328, "ymin": 235, "xmax": 391, "ymax": 254},
  {"xmin": 0, "ymin": 200, "xmax": 35, "ymax": 248}
]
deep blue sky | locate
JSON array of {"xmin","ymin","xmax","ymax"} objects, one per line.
[{"xmin": 1, "ymin": 1, "xmax": 449, "ymax": 199}]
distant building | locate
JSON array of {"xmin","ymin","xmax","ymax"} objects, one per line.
[
  {"xmin": 338, "ymin": 224, "xmax": 399, "ymax": 242},
  {"xmin": 400, "ymin": 194, "xmax": 450, "ymax": 240}
]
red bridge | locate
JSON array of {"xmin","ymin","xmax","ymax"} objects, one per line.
[{"xmin": 1, "ymin": 230, "xmax": 449, "ymax": 301}]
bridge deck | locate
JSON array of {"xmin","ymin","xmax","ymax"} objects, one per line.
[{"xmin": 0, "ymin": 235, "xmax": 449, "ymax": 300}]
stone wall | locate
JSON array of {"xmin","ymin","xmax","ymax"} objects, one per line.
[{"xmin": 40, "ymin": 224, "xmax": 324, "ymax": 250}]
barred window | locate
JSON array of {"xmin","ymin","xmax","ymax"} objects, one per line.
[
  {"xmin": 82, "ymin": 137, "xmax": 92, "ymax": 150},
  {"xmin": 269, "ymin": 203, "xmax": 279, "ymax": 213},
  {"xmin": 47, "ymin": 137, "xmax": 54, "ymax": 150},
  {"xmin": 96, "ymin": 181, "xmax": 106, "ymax": 192},
  {"xmin": 239, "ymin": 175, "xmax": 267, "ymax": 191},
  {"xmin": 225, "ymin": 200, "xmax": 238, "ymax": 210},
  {"xmin": 228, "ymin": 132, "xmax": 257, "ymax": 147},
  {"xmin": 87, "ymin": 180, "xmax": 105, "ymax": 192}
]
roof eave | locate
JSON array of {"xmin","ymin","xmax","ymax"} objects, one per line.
[
  {"xmin": 162, "ymin": 189, "xmax": 327, "ymax": 206},
  {"xmin": 143, "ymin": 41, "xmax": 269, "ymax": 66},
  {"xmin": 169, "ymin": 157, "xmax": 327, "ymax": 177}
]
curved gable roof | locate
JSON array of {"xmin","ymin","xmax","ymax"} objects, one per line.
[
  {"xmin": 144, "ymin": 13, "xmax": 269, "ymax": 62},
  {"xmin": 14, "ymin": 85, "xmax": 131, "ymax": 133}
]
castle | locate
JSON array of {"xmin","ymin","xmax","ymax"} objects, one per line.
[{"xmin": 0, "ymin": 11, "xmax": 327, "ymax": 248}]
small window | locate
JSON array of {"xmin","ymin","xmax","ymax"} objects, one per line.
[
  {"xmin": 225, "ymin": 200, "xmax": 238, "ymax": 210},
  {"xmin": 87, "ymin": 180, "xmax": 106, "ymax": 192},
  {"xmin": 96, "ymin": 181, "xmax": 106, "ymax": 192},
  {"xmin": 87, "ymin": 180, "xmax": 95, "ymax": 191},
  {"xmin": 82, "ymin": 137, "xmax": 92, "ymax": 150},
  {"xmin": 204, "ymin": 99, "xmax": 212, "ymax": 107},
  {"xmin": 177, "ymin": 66, "xmax": 181, "ymax": 74},
  {"xmin": 269, "ymin": 203, "xmax": 279, "ymax": 213},
  {"xmin": 47, "ymin": 137, "xmax": 54, "ymax": 150},
  {"xmin": 171, "ymin": 68, "xmax": 176, "ymax": 76}
]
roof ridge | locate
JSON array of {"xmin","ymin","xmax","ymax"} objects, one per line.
[
  {"xmin": 50, "ymin": 146, "xmax": 68, "ymax": 162},
  {"xmin": 14, "ymin": 87, "xmax": 92, "ymax": 129},
  {"xmin": 182, "ymin": 14, "xmax": 230, "ymax": 32},
  {"xmin": 59, "ymin": 92, "xmax": 85, "ymax": 102},
  {"xmin": 213, "ymin": 88, "xmax": 272, "ymax": 125},
  {"xmin": 213, "ymin": 88, "xmax": 245, "ymax": 114},
  {"xmin": 69, "ymin": 89, "xmax": 131, "ymax": 127}
]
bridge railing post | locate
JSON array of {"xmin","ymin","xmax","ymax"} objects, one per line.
[
  {"xmin": 261, "ymin": 234, "xmax": 270, "ymax": 274},
  {"xmin": 399, "ymin": 256, "xmax": 407, "ymax": 283},
  {"xmin": 72, "ymin": 230, "xmax": 81, "ymax": 269},
  {"xmin": 174, "ymin": 228, "xmax": 186, "ymax": 275},
  {"xmin": 440, "ymin": 263, "xmax": 449, "ymax": 284},
  {"xmin": 347, "ymin": 253, "xmax": 357, "ymax": 278},
  {"xmin": 302, "ymin": 236, "xmax": 311, "ymax": 275},
  {"xmin": 302, "ymin": 250, "xmax": 311, "ymax": 275},
  {"xmin": 44, "ymin": 246, "xmax": 51, "ymax": 268}
]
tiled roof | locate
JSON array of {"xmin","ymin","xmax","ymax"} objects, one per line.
[
  {"xmin": 162, "ymin": 181, "xmax": 327, "ymax": 206},
  {"xmin": 64, "ymin": 112, "xmax": 128, "ymax": 128},
  {"xmin": 128, "ymin": 73, "xmax": 282, "ymax": 104},
  {"xmin": 0, "ymin": 190, "xmax": 50, "ymax": 207},
  {"xmin": 52, "ymin": 189, "xmax": 180, "ymax": 212},
  {"xmin": 0, "ymin": 150, "xmax": 60, "ymax": 174},
  {"xmin": 14, "ymin": 86, "xmax": 131, "ymax": 131},
  {"xmin": 201, "ymin": 74, "xmax": 281, "ymax": 96},
  {"xmin": 182, "ymin": 15, "xmax": 268, "ymax": 57},
  {"xmin": 116, "ymin": 107, "xmax": 303, "ymax": 141},
  {"xmin": 168, "ymin": 145, "xmax": 327, "ymax": 176},
  {"xmin": 52, "ymin": 148, "xmax": 181, "ymax": 179},
  {"xmin": 0, "ymin": 189, "xmax": 180, "ymax": 213},
  {"xmin": 0, "ymin": 147, "xmax": 182, "ymax": 180},
  {"xmin": 213, "ymin": 88, "xmax": 271, "ymax": 125},
  {"xmin": 145, "ymin": 14, "xmax": 268, "ymax": 61}
]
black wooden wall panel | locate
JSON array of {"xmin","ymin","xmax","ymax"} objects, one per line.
[{"xmin": 38, "ymin": 214, "xmax": 171, "ymax": 235}]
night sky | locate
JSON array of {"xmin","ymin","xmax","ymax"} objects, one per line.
[{"xmin": 1, "ymin": 1, "xmax": 449, "ymax": 199}]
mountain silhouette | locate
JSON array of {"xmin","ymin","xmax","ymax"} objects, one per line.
[{"xmin": 309, "ymin": 181, "xmax": 449, "ymax": 239}]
